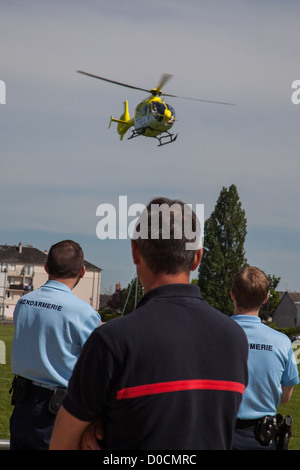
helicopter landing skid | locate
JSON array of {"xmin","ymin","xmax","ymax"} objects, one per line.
[
  {"xmin": 128, "ymin": 129, "xmax": 178, "ymax": 147},
  {"xmin": 156, "ymin": 131, "xmax": 178, "ymax": 147}
]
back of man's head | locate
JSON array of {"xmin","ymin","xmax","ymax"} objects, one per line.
[
  {"xmin": 133, "ymin": 197, "xmax": 201, "ymax": 275},
  {"xmin": 231, "ymin": 266, "xmax": 270, "ymax": 311},
  {"xmin": 46, "ymin": 240, "xmax": 84, "ymax": 279}
]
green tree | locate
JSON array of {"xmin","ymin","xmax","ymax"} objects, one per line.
[
  {"xmin": 198, "ymin": 184, "xmax": 247, "ymax": 315},
  {"xmin": 122, "ymin": 276, "xmax": 144, "ymax": 315}
]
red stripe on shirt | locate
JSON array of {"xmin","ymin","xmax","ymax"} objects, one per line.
[{"xmin": 116, "ymin": 379, "xmax": 246, "ymax": 400}]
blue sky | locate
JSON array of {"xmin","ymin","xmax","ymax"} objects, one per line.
[{"xmin": 1, "ymin": 0, "xmax": 300, "ymax": 294}]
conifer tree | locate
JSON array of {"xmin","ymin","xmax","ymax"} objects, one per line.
[
  {"xmin": 198, "ymin": 184, "xmax": 247, "ymax": 315},
  {"xmin": 122, "ymin": 277, "xmax": 144, "ymax": 315}
]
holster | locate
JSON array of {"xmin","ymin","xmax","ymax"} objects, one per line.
[
  {"xmin": 9, "ymin": 375, "xmax": 32, "ymax": 405},
  {"xmin": 255, "ymin": 416, "xmax": 277, "ymax": 446},
  {"xmin": 10, "ymin": 375, "xmax": 66, "ymax": 416},
  {"xmin": 48, "ymin": 387, "xmax": 66, "ymax": 415}
]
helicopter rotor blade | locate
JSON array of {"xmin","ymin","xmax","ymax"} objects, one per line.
[
  {"xmin": 77, "ymin": 70, "xmax": 235, "ymax": 105},
  {"xmin": 155, "ymin": 74, "xmax": 173, "ymax": 92},
  {"xmin": 162, "ymin": 92, "xmax": 235, "ymax": 106},
  {"xmin": 77, "ymin": 71, "xmax": 151, "ymax": 94}
]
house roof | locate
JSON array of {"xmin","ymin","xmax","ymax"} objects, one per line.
[
  {"xmin": 99, "ymin": 293, "xmax": 113, "ymax": 309},
  {"xmin": 278, "ymin": 291, "xmax": 300, "ymax": 303},
  {"xmin": 0, "ymin": 244, "xmax": 102, "ymax": 272},
  {"xmin": 0, "ymin": 244, "xmax": 47, "ymax": 265},
  {"xmin": 83, "ymin": 259, "xmax": 102, "ymax": 272}
]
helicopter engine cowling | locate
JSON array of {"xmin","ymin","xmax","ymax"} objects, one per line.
[{"xmin": 163, "ymin": 109, "xmax": 172, "ymax": 122}]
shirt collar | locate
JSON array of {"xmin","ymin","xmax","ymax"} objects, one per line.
[
  {"xmin": 231, "ymin": 314, "xmax": 261, "ymax": 323},
  {"xmin": 44, "ymin": 279, "xmax": 72, "ymax": 294},
  {"xmin": 137, "ymin": 283, "xmax": 202, "ymax": 309}
]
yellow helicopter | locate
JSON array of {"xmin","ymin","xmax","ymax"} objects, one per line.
[{"xmin": 77, "ymin": 71, "xmax": 234, "ymax": 147}]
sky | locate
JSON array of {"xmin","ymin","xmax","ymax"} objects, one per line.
[{"xmin": 0, "ymin": 0, "xmax": 300, "ymax": 295}]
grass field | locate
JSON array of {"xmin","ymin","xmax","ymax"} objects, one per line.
[
  {"xmin": 0, "ymin": 324, "xmax": 299, "ymax": 449},
  {"xmin": 0, "ymin": 324, "xmax": 14, "ymax": 440}
]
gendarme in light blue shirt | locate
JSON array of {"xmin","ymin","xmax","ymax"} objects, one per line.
[
  {"xmin": 11, "ymin": 280, "xmax": 101, "ymax": 389},
  {"xmin": 232, "ymin": 314, "xmax": 299, "ymax": 419}
]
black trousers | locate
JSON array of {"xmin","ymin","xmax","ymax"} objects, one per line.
[
  {"xmin": 232, "ymin": 427, "xmax": 277, "ymax": 450},
  {"xmin": 10, "ymin": 386, "xmax": 56, "ymax": 450}
]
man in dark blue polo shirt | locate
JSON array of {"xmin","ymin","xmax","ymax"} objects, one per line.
[{"xmin": 50, "ymin": 198, "xmax": 248, "ymax": 450}]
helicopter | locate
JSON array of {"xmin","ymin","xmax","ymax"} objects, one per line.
[{"xmin": 77, "ymin": 71, "xmax": 235, "ymax": 147}]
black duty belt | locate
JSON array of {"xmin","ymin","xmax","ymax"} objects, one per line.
[
  {"xmin": 10, "ymin": 375, "xmax": 66, "ymax": 415},
  {"xmin": 236, "ymin": 415, "xmax": 293, "ymax": 449},
  {"xmin": 31, "ymin": 383, "xmax": 55, "ymax": 398},
  {"xmin": 235, "ymin": 418, "xmax": 261, "ymax": 429}
]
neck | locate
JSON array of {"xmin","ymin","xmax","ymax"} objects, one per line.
[
  {"xmin": 48, "ymin": 276, "xmax": 80, "ymax": 291},
  {"xmin": 234, "ymin": 307, "xmax": 259, "ymax": 316},
  {"xmin": 142, "ymin": 271, "xmax": 190, "ymax": 293}
]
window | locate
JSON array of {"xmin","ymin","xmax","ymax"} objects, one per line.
[
  {"xmin": 25, "ymin": 265, "xmax": 34, "ymax": 276},
  {"xmin": 1, "ymin": 263, "xmax": 7, "ymax": 272},
  {"xmin": 151, "ymin": 102, "xmax": 166, "ymax": 122}
]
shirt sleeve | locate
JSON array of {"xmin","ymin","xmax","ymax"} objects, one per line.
[
  {"xmin": 62, "ymin": 327, "xmax": 117, "ymax": 422},
  {"xmin": 77, "ymin": 307, "xmax": 102, "ymax": 349},
  {"xmin": 281, "ymin": 344, "xmax": 300, "ymax": 387}
]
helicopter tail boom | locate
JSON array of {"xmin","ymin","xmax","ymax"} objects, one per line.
[{"xmin": 109, "ymin": 100, "xmax": 134, "ymax": 140}]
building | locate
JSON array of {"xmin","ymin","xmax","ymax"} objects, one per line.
[
  {"xmin": 0, "ymin": 243, "xmax": 102, "ymax": 320},
  {"xmin": 272, "ymin": 291, "xmax": 300, "ymax": 328},
  {"xmin": 99, "ymin": 282, "xmax": 122, "ymax": 311}
]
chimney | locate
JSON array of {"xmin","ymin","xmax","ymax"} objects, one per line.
[
  {"xmin": 115, "ymin": 282, "xmax": 121, "ymax": 292},
  {"xmin": 18, "ymin": 242, "xmax": 22, "ymax": 254}
]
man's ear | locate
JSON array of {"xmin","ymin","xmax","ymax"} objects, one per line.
[
  {"xmin": 230, "ymin": 288, "xmax": 235, "ymax": 300},
  {"xmin": 262, "ymin": 292, "xmax": 269, "ymax": 305},
  {"xmin": 191, "ymin": 248, "xmax": 203, "ymax": 271},
  {"xmin": 79, "ymin": 265, "xmax": 86, "ymax": 279},
  {"xmin": 131, "ymin": 240, "xmax": 140, "ymax": 266},
  {"xmin": 44, "ymin": 263, "xmax": 49, "ymax": 274}
]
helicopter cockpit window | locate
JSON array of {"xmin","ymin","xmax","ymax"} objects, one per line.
[{"xmin": 151, "ymin": 102, "xmax": 166, "ymax": 122}]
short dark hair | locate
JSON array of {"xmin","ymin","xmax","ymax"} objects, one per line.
[
  {"xmin": 133, "ymin": 197, "xmax": 200, "ymax": 275},
  {"xmin": 46, "ymin": 240, "xmax": 84, "ymax": 279},
  {"xmin": 231, "ymin": 266, "xmax": 270, "ymax": 310}
]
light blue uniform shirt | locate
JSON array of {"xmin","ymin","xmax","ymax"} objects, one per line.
[
  {"xmin": 232, "ymin": 315, "xmax": 299, "ymax": 419},
  {"xmin": 11, "ymin": 280, "xmax": 101, "ymax": 389}
]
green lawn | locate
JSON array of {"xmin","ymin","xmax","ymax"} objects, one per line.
[
  {"xmin": 0, "ymin": 324, "xmax": 14, "ymax": 440},
  {"xmin": 277, "ymin": 382, "xmax": 300, "ymax": 450},
  {"xmin": 1, "ymin": 324, "xmax": 299, "ymax": 449}
]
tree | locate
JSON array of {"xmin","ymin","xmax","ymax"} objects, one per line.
[
  {"xmin": 106, "ymin": 287, "xmax": 126, "ymax": 313},
  {"xmin": 198, "ymin": 184, "xmax": 247, "ymax": 315},
  {"xmin": 122, "ymin": 276, "xmax": 144, "ymax": 315}
]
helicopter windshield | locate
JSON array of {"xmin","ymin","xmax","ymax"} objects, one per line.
[{"xmin": 151, "ymin": 102, "xmax": 166, "ymax": 122}]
